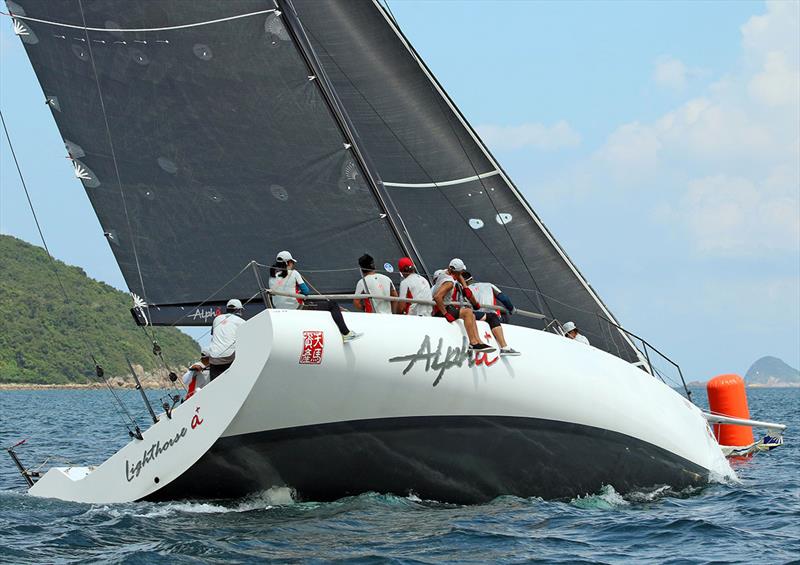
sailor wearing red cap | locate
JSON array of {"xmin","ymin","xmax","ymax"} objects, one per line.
[{"xmin": 395, "ymin": 257, "xmax": 432, "ymax": 316}]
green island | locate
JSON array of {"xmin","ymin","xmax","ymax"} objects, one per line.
[{"xmin": 0, "ymin": 235, "xmax": 200, "ymax": 384}]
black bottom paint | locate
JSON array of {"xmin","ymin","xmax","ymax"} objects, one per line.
[{"xmin": 149, "ymin": 416, "xmax": 708, "ymax": 504}]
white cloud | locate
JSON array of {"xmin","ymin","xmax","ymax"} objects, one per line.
[
  {"xmin": 748, "ymin": 50, "xmax": 800, "ymax": 107},
  {"xmin": 586, "ymin": 1, "xmax": 800, "ymax": 256},
  {"xmin": 653, "ymin": 56, "xmax": 689, "ymax": 90},
  {"xmin": 741, "ymin": 0, "xmax": 800, "ymax": 65},
  {"xmin": 477, "ymin": 121, "xmax": 581, "ymax": 151},
  {"xmin": 593, "ymin": 122, "xmax": 661, "ymax": 181},
  {"xmin": 681, "ymin": 171, "xmax": 799, "ymax": 255}
]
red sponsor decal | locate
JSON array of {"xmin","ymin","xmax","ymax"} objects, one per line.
[
  {"xmin": 474, "ymin": 352, "xmax": 499, "ymax": 366},
  {"xmin": 300, "ymin": 331, "xmax": 324, "ymax": 364},
  {"xmin": 191, "ymin": 407, "xmax": 204, "ymax": 429}
]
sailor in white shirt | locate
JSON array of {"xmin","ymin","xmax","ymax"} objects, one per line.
[
  {"xmin": 208, "ymin": 299, "xmax": 246, "ymax": 380},
  {"xmin": 563, "ymin": 321, "xmax": 591, "ymax": 345},
  {"xmin": 462, "ymin": 272, "xmax": 520, "ymax": 356},
  {"xmin": 269, "ymin": 251, "xmax": 362, "ymax": 342},
  {"xmin": 269, "ymin": 250, "xmax": 311, "ymax": 310},
  {"xmin": 395, "ymin": 257, "xmax": 432, "ymax": 316},
  {"xmin": 463, "ymin": 272, "xmax": 515, "ymax": 322},
  {"xmin": 432, "ymin": 258, "xmax": 494, "ymax": 353},
  {"xmin": 354, "ymin": 253, "xmax": 397, "ymax": 314}
]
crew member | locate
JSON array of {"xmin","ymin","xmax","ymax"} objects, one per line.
[
  {"xmin": 395, "ymin": 257, "xmax": 432, "ymax": 316},
  {"xmin": 208, "ymin": 299, "xmax": 246, "ymax": 380},
  {"xmin": 432, "ymin": 258, "xmax": 494, "ymax": 353},
  {"xmin": 354, "ymin": 253, "xmax": 397, "ymax": 314},
  {"xmin": 463, "ymin": 272, "xmax": 515, "ymax": 321},
  {"xmin": 463, "ymin": 272, "xmax": 520, "ymax": 356},
  {"xmin": 563, "ymin": 321, "xmax": 590, "ymax": 345},
  {"xmin": 182, "ymin": 349, "xmax": 210, "ymax": 399},
  {"xmin": 269, "ymin": 250, "xmax": 362, "ymax": 342}
]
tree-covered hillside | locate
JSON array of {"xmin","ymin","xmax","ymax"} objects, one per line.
[{"xmin": 0, "ymin": 235, "xmax": 200, "ymax": 384}]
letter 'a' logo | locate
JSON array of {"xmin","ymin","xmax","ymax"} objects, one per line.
[{"xmin": 300, "ymin": 331, "xmax": 324, "ymax": 364}]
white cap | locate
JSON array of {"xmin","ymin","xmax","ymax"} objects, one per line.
[
  {"xmin": 562, "ymin": 321, "xmax": 577, "ymax": 334},
  {"xmin": 433, "ymin": 269, "xmax": 446, "ymax": 282},
  {"xmin": 227, "ymin": 298, "xmax": 243, "ymax": 311},
  {"xmin": 449, "ymin": 258, "xmax": 466, "ymax": 272},
  {"xmin": 200, "ymin": 348, "xmax": 210, "ymax": 358},
  {"xmin": 276, "ymin": 250, "xmax": 296, "ymax": 263}
]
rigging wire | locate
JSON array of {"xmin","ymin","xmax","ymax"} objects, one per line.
[
  {"xmin": 1, "ymin": 110, "xmax": 142, "ymax": 438},
  {"xmin": 427, "ymin": 94, "xmax": 555, "ymax": 319},
  {"xmin": 1, "ymin": 8, "xmax": 277, "ymax": 33},
  {"xmin": 75, "ymin": 0, "xmax": 185, "ymax": 395},
  {"xmin": 301, "ymin": 24, "xmax": 551, "ymax": 316},
  {"xmin": 76, "ymin": 0, "xmax": 150, "ymax": 311},
  {"xmin": 164, "ymin": 261, "xmax": 253, "ymax": 327}
]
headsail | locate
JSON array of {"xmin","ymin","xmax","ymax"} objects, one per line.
[
  {"xmin": 291, "ymin": 0, "xmax": 639, "ymax": 361},
  {"xmin": 8, "ymin": 0, "xmax": 407, "ymax": 307}
]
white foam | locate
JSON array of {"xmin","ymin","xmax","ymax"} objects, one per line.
[
  {"xmin": 571, "ymin": 484, "xmax": 630, "ymax": 509},
  {"xmin": 91, "ymin": 486, "xmax": 298, "ymax": 518}
]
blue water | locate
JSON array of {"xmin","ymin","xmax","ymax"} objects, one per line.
[{"xmin": 1, "ymin": 388, "xmax": 797, "ymax": 564}]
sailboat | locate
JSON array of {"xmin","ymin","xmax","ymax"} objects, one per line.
[{"xmin": 4, "ymin": 0, "xmax": 782, "ymax": 504}]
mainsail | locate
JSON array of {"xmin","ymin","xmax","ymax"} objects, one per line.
[
  {"xmin": 8, "ymin": 0, "xmax": 639, "ymax": 361},
  {"xmin": 7, "ymin": 0, "xmax": 407, "ymax": 307}
]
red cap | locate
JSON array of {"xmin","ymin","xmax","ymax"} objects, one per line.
[{"xmin": 398, "ymin": 257, "xmax": 414, "ymax": 271}]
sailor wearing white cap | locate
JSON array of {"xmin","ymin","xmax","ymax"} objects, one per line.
[
  {"xmin": 270, "ymin": 251, "xmax": 307, "ymax": 310},
  {"xmin": 269, "ymin": 250, "xmax": 362, "ymax": 342},
  {"xmin": 276, "ymin": 250, "xmax": 295, "ymax": 263},
  {"xmin": 432, "ymin": 258, "xmax": 494, "ymax": 353},
  {"xmin": 182, "ymin": 348, "xmax": 211, "ymax": 399},
  {"xmin": 208, "ymin": 298, "xmax": 246, "ymax": 380},
  {"xmin": 563, "ymin": 321, "xmax": 590, "ymax": 345}
]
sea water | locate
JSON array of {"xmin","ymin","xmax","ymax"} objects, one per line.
[{"xmin": 0, "ymin": 388, "xmax": 797, "ymax": 564}]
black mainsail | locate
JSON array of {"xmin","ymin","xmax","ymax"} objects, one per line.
[
  {"xmin": 8, "ymin": 0, "xmax": 639, "ymax": 361},
  {"xmin": 7, "ymin": 0, "xmax": 407, "ymax": 306}
]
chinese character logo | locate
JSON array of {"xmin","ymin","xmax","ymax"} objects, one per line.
[{"xmin": 300, "ymin": 331, "xmax": 324, "ymax": 364}]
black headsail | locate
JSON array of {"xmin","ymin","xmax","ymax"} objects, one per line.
[
  {"xmin": 291, "ymin": 0, "xmax": 640, "ymax": 362},
  {"xmin": 7, "ymin": 0, "xmax": 407, "ymax": 318}
]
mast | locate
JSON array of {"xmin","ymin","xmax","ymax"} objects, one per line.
[{"xmin": 276, "ymin": 0, "xmax": 430, "ymax": 277}]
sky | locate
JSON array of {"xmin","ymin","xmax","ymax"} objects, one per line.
[{"xmin": 1, "ymin": 1, "xmax": 798, "ymax": 381}]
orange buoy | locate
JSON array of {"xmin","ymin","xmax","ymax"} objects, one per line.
[{"xmin": 707, "ymin": 374, "xmax": 754, "ymax": 447}]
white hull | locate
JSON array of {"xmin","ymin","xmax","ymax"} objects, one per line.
[{"xmin": 30, "ymin": 309, "xmax": 733, "ymax": 503}]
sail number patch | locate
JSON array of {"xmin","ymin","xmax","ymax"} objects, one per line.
[{"xmin": 300, "ymin": 331, "xmax": 324, "ymax": 364}]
